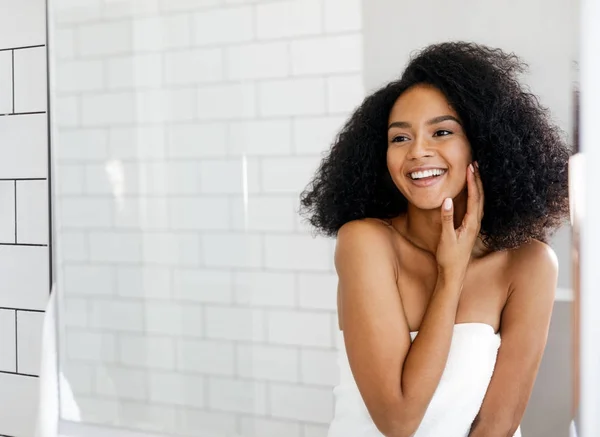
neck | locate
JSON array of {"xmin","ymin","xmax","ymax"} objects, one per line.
[{"xmin": 401, "ymin": 192, "xmax": 469, "ymax": 255}]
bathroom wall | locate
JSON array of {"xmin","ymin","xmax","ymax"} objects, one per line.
[
  {"xmin": 0, "ymin": 0, "xmax": 50, "ymax": 435},
  {"xmin": 51, "ymin": 0, "xmax": 362, "ymax": 435}
]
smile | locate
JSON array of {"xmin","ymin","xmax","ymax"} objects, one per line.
[
  {"xmin": 407, "ymin": 168, "xmax": 447, "ymax": 187},
  {"xmin": 409, "ymin": 168, "xmax": 447, "ymax": 180}
]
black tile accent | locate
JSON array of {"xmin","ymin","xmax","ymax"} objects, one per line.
[
  {"xmin": 0, "ymin": 243, "xmax": 49, "ymax": 247},
  {"xmin": 13, "ymin": 181, "xmax": 16, "ymax": 244},
  {"xmin": 14, "ymin": 310, "xmax": 17, "ymax": 373},
  {"xmin": 0, "ymin": 370, "xmax": 38, "ymax": 378},
  {"xmin": 0, "ymin": 44, "xmax": 45, "ymax": 53},
  {"xmin": 10, "ymin": 50, "xmax": 14, "ymax": 114},
  {"xmin": 0, "ymin": 111, "xmax": 47, "ymax": 117},
  {"xmin": 0, "ymin": 307, "xmax": 44, "ymax": 313},
  {"xmin": 44, "ymin": 17, "xmax": 53, "ymax": 297},
  {"xmin": 0, "ymin": 178, "xmax": 46, "ymax": 181}
]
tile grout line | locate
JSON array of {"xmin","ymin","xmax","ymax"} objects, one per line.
[
  {"xmin": 0, "ymin": 178, "xmax": 47, "ymax": 181},
  {"xmin": 0, "ymin": 111, "xmax": 47, "ymax": 117},
  {"xmin": 11, "ymin": 50, "xmax": 14, "ymax": 114},
  {"xmin": 45, "ymin": 17, "xmax": 54, "ymax": 296},
  {"xmin": 0, "ymin": 307, "xmax": 44, "ymax": 313},
  {"xmin": 14, "ymin": 310, "xmax": 17, "ymax": 373},
  {"xmin": 0, "ymin": 44, "xmax": 45, "ymax": 53},
  {"xmin": 13, "ymin": 181, "xmax": 17, "ymax": 244},
  {"xmin": 0, "ymin": 243, "xmax": 49, "ymax": 247},
  {"xmin": 0, "ymin": 370, "xmax": 38, "ymax": 378}
]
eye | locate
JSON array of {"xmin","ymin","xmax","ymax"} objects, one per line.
[
  {"xmin": 391, "ymin": 135, "xmax": 409, "ymax": 143},
  {"xmin": 433, "ymin": 129, "xmax": 452, "ymax": 137}
]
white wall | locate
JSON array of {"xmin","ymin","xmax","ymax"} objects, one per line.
[
  {"xmin": 0, "ymin": 0, "xmax": 50, "ymax": 435},
  {"xmin": 51, "ymin": 0, "xmax": 363, "ymax": 436}
]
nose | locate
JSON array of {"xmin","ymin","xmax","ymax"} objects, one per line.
[{"xmin": 406, "ymin": 135, "xmax": 433, "ymax": 160}]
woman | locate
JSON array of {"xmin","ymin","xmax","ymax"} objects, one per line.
[{"xmin": 300, "ymin": 42, "xmax": 570, "ymax": 437}]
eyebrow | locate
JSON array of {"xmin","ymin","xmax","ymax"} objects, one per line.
[{"xmin": 388, "ymin": 115, "xmax": 462, "ymax": 130}]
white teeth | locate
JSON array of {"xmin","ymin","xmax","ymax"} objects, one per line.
[{"xmin": 410, "ymin": 169, "xmax": 446, "ymax": 180}]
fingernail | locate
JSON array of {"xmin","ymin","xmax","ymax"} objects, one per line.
[
  {"xmin": 469, "ymin": 163, "xmax": 475, "ymax": 173},
  {"xmin": 443, "ymin": 198, "xmax": 452, "ymax": 210},
  {"xmin": 474, "ymin": 161, "xmax": 479, "ymax": 169}
]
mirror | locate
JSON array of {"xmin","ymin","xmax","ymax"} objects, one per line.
[{"xmin": 45, "ymin": 0, "xmax": 585, "ymax": 436}]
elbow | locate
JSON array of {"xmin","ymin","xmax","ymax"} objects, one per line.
[
  {"xmin": 490, "ymin": 424, "xmax": 519, "ymax": 437},
  {"xmin": 372, "ymin": 409, "xmax": 421, "ymax": 437},
  {"xmin": 500, "ymin": 422, "xmax": 520, "ymax": 437},
  {"xmin": 470, "ymin": 415, "xmax": 519, "ymax": 437},
  {"xmin": 376, "ymin": 422, "xmax": 417, "ymax": 437}
]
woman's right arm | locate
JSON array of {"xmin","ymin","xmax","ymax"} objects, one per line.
[
  {"xmin": 337, "ymin": 164, "xmax": 484, "ymax": 437},
  {"xmin": 336, "ymin": 220, "xmax": 462, "ymax": 437}
]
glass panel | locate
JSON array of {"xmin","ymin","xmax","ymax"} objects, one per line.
[
  {"xmin": 48, "ymin": 0, "xmax": 584, "ymax": 436},
  {"xmin": 49, "ymin": 0, "xmax": 346, "ymax": 435}
]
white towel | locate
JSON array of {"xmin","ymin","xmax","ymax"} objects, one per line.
[{"xmin": 328, "ymin": 323, "xmax": 521, "ymax": 437}]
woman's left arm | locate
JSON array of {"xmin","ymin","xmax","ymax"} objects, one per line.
[{"xmin": 469, "ymin": 240, "xmax": 559, "ymax": 437}]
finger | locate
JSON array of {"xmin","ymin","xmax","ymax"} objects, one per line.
[
  {"xmin": 465, "ymin": 163, "xmax": 480, "ymax": 226},
  {"xmin": 474, "ymin": 162, "xmax": 485, "ymax": 217},
  {"xmin": 440, "ymin": 197, "xmax": 456, "ymax": 240}
]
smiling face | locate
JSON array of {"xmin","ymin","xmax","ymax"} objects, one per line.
[{"xmin": 387, "ymin": 84, "xmax": 472, "ymax": 210}]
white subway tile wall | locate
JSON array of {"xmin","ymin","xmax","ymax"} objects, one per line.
[
  {"xmin": 0, "ymin": 181, "xmax": 16, "ymax": 243},
  {"xmin": 0, "ymin": 51, "xmax": 13, "ymax": 115},
  {"xmin": 0, "ymin": 372, "xmax": 42, "ymax": 436},
  {"xmin": 327, "ymin": 74, "xmax": 365, "ymax": 113},
  {"xmin": 240, "ymin": 416, "xmax": 303, "ymax": 437},
  {"xmin": 0, "ymin": 114, "xmax": 48, "ymax": 178},
  {"xmin": 13, "ymin": 46, "xmax": 48, "ymax": 113},
  {"xmin": 132, "ymin": 15, "xmax": 192, "ymax": 52},
  {"xmin": 0, "ymin": 309, "xmax": 17, "ymax": 372},
  {"xmin": 0, "ymin": 1, "xmax": 49, "ymax": 434},
  {"xmin": 16, "ymin": 179, "xmax": 49, "ymax": 244},
  {"xmin": 16, "ymin": 310, "xmax": 45, "ymax": 376},
  {"xmin": 0, "ymin": 246, "xmax": 49, "ymax": 309},
  {"xmin": 269, "ymin": 384, "xmax": 334, "ymax": 423},
  {"xmin": 51, "ymin": 0, "xmax": 364, "ymax": 433}
]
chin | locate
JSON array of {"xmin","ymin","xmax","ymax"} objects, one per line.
[{"xmin": 406, "ymin": 196, "xmax": 446, "ymax": 211}]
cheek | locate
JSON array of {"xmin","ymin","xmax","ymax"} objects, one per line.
[
  {"xmin": 386, "ymin": 149, "xmax": 406, "ymax": 174},
  {"xmin": 461, "ymin": 142, "xmax": 473, "ymax": 163},
  {"xmin": 446, "ymin": 143, "xmax": 472, "ymax": 169},
  {"xmin": 450, "ymin": 154, "xmax": 472, "ymax": 192}
]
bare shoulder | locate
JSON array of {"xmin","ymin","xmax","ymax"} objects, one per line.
[
  {"xmin": 335, "ymin": 219, "xmax": 401, "ymax": 331},
  {"xmin": 335, "ymin": 218, "xmax": 398, "ymax": 272},
  {"xmin": 507, "ymin": 239, "xmax": 559, "ymax": 297},
  {"xmin": 336, "ymin": 218, "xmax": 395, "ymax": 255},
  {"xmin": 508, "ymin": 239, "xmax": 559, "ymax": 273},
  {"xmin": 337, "ymin": 218, "xmax": 394, "ymax": 241}
]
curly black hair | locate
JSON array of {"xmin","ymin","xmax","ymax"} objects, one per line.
[{"xmin": 299, "ymin": 41, "xmax": 571, "ymax": 251}]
